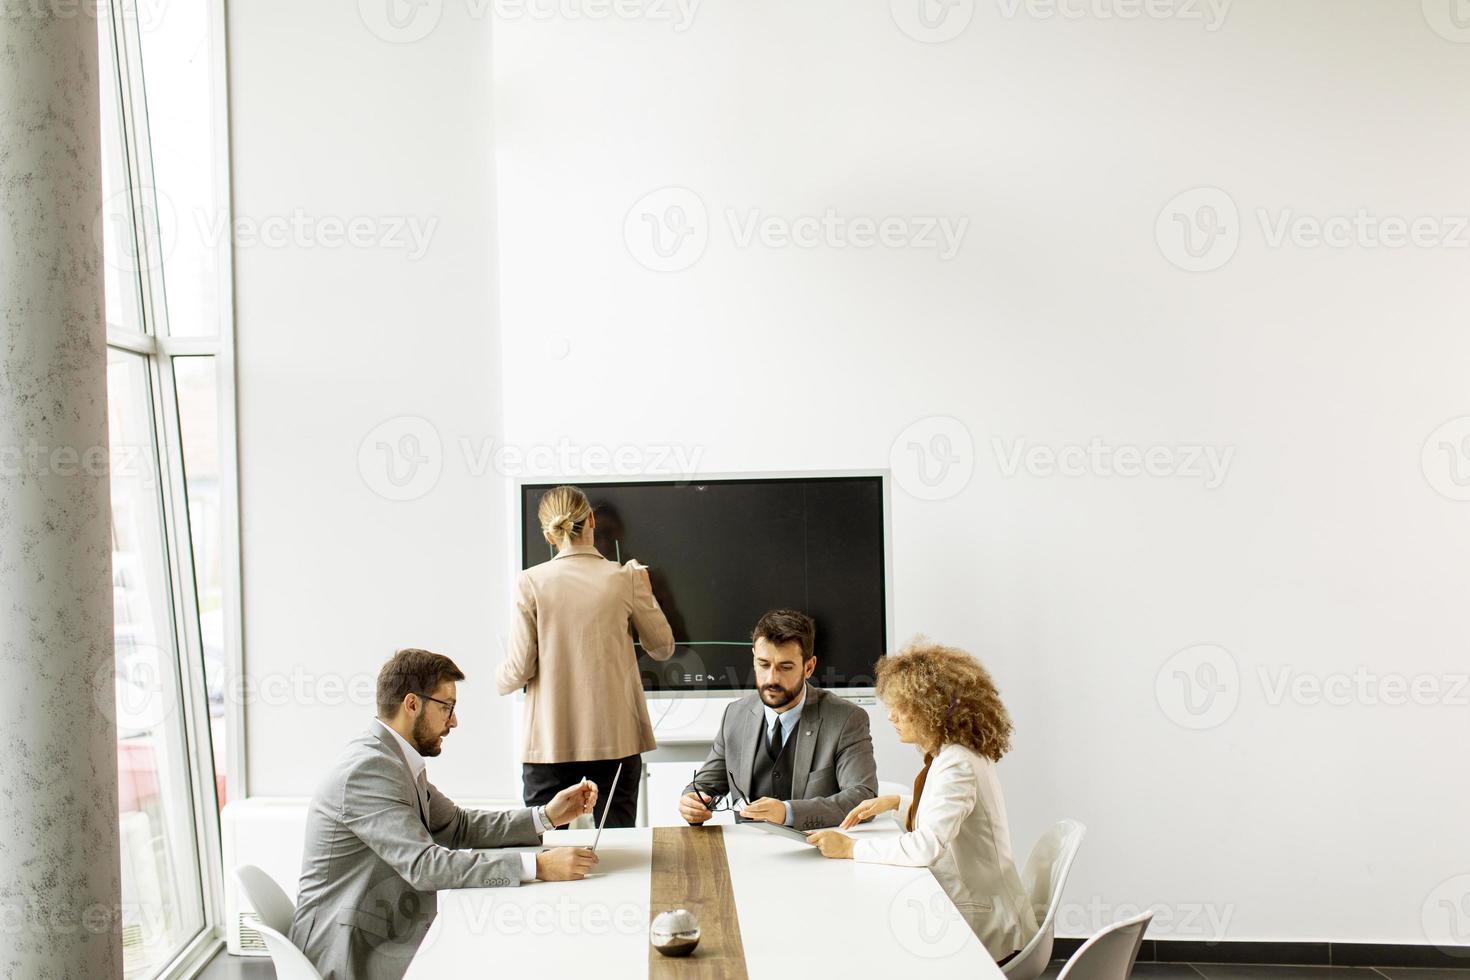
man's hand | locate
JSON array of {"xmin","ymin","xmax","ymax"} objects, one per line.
[
  {"xmin": 839, "ymin": 794, "xmax": 901, "ymax": 830},
  {"xmin": 807, "ymin": 830, "xmax": 856, "ymax": 859},
  {"xmin": 679, "ymin": 791, "xmax": 714, "ymax": 825},
  {"xmin": 738, "ymin": 797, "xmax": 786, "ymax": 824},
  {"xmin": 535, "ymin": 847, "xmax": 599, "ymax": 881},
  {"xmin": 546, "ymin": 779, "xmax": 598, "ymax": 827}
]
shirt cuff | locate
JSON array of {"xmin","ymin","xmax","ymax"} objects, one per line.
[
  {"xmin": 531, "ymin": 805, "xmax": 551, "ymax": 835},
  {"xmin": 520, "ymin": 853, "xmax": 538, "ymax": 882},
  {"xmin": 783, "ymin": 801, "xmax": 794, "ymax": 826}
]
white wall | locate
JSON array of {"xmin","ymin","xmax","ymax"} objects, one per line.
[
  {"xmin": 229, "ymin": 2, "xmax": 511, "ymax": 798},
  {"xmin": 232, "ymin": 0, "xmax": 1470, "ymax": 947}
]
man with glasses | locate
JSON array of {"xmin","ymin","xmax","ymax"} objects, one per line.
[
  {"xmin": 679, "ymin": 610, "xmax": 878, "ymax": 831},
  {"xmin": 290, "ymin": 648, "xmax": 599, "ymax": 980}
]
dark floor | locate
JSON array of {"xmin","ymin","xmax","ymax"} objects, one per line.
[
  {"xmin": 1037, "ymin": 966, "xmax": 1470, "ymax": 980},
  {"xmin": 199, "ymin": 949, "xmax": 1470, "ymax": 980}
]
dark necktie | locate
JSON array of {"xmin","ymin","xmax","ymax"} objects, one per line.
[
  {"xmin": 767, "ymin": 717, "xmax": 784, "ymax": 760},
  {"xmin": 906, "ymin": 753, "xmax": 935, "ymax": 832}
]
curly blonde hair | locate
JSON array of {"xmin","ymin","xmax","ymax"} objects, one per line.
[{"xmin": 875, "ymin": 639, "xmax": 1013, "ymax": 761}]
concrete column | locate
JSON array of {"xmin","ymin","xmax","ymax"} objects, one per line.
[{"xmin": 0, "ymin": 6, "xmax": 122, "ymax": 979}]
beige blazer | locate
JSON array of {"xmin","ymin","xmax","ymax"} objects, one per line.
[
  {"xmin": 853, "ymin": 743, "xmax": 1038, "ymax": 960},
  {"xmin": 497, "ymin": 543, "xmax": 676, "ymax": 764}
]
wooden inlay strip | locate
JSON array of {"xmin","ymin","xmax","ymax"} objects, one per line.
[{"xmin": 648, "ymin": 826, "xmax": 748, "ymax": 979}]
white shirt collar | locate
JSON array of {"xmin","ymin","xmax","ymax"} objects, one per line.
[
  {"xmin": 376, "ymin": 718, "xmax": 426, "ymax": 783},
  {"xmin": 762, "ymin": 683, "xmax": 808, "ymax": 733}
]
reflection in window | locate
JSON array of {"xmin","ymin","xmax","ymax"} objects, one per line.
[
  {"xmin": 174, "ymin": 355, "xmax": 228, "ymax": 806},
  {"xmin": 107, "ymin": 351, "xmax": 206, "ymax": 977},
  {"xmin": 139, "ymin": 0, "xmax": 223, "ymax": 336}
]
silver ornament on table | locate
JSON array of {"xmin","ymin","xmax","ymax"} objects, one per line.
[{"xmin": 650, "ymin": 908, "xmax": 701, "ymax": 957}]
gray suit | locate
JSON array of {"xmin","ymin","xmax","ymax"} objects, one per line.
[
  {"xmin": 289, "ymin": 724, "xmax": 542, "ymax": 980},
  {"xmin": 685, "ymin": 684, "xmax": 878, "ymax": 831}
]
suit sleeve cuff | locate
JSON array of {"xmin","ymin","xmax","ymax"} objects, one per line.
[{"xmin": 520, "ymin": 853, "xmax": 538, "ymax": 882}]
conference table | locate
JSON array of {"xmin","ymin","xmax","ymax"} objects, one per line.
[{"xmin": 405, "ymin": 819, "xmax": 1006, "ymax": 978}]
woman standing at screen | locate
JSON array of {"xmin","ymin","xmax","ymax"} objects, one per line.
[
  {"xmin": 496, "ymin": 485, "xmax": 677, "ymax": 828},
  {"xmin": 807, "ymin": 641, "xmax": 1037, "ymax": 963}
]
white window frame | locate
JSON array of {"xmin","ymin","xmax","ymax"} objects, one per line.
[{"xmin": 100, "ymin": 0, "xmax": 245, "ymax": 975}]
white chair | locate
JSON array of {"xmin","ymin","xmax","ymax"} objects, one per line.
[
  {"xmin": 252, "ymin": 920, "xmax": 323, "ymax": 980},
  {"xmin": 1055, "ymin": 911, "xmax": 1153, "ymax": 980},
  {"xmin": 1001, "ymin": 819, "xmax": 1087, "ymax": 980},
  {"xmin": 234, "ymin": 864, "xmax": 295, "ymax": 934},
  {"xmin": 234, "ymin": 865, "xmax": 321, "ymax": 978}
]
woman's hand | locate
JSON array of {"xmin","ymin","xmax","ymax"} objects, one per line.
[
  {"xmin": 807, "ymin": 830, "xmax": 856, "ymax": 859},
  {"xmin": 839, "ymin": 794, "xmax": 900, "ymax": 830}
]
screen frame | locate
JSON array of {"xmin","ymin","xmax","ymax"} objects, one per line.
[{"xmin": 510, "ymin": 469, "xmax": 893, "ymax": 698}]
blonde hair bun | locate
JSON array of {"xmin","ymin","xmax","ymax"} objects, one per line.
[{"xmin": 538, "ymin": 485, "xmax": 593, "ymax": 544}]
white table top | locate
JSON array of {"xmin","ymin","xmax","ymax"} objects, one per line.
[{"xmin": 405, "ymin": 821, "xmax": 1005, "ymax": 978}]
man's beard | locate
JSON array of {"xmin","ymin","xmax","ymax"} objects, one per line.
[
  {"xmin": 759, "ymin": 680, "xmax": 803, "ymax": 709},
  {"xmin": 411, "ymin": 711, "xmax": 445, "ymax": 757}
]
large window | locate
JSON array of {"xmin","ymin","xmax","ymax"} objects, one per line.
[{"xmin": 98, "ymin": 0, "xmax": 240, "ymax": 977}]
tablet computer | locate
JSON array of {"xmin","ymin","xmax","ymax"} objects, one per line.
[{"xmin": 750, "ymin": 820, "xmax": 815, "ymax": 845}]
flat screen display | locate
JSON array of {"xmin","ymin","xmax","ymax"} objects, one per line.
[{"xmin": 519, "ymin": 476, "xmax": 887, "ymax": 691}]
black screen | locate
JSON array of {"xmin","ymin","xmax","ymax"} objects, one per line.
[{"xmin": 519, "ymin": 476, "xmax": 887, "ymax": 691}]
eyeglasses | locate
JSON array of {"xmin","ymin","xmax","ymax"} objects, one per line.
[
  {"xmin": 691, "ymin": 770, "xmax": 751, "ymax": 814},
  {"xmin": 416, "ymin": 693, "xmax": 457, "ymax": 718}
]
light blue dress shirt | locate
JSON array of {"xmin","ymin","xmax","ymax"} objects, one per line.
[{"xmin": 760, "ymin": 686, "xmax": 807, "ymax": 826}]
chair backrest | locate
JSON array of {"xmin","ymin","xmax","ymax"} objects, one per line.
[
  {"xmin": 1001, "ymin": 819, "xmax": 1087, "ymax": 979},
  {"xmin": 1056, "ymin": 911, "xmax": 1153, "ymax": 980},
  {"xmin": 234, "ymin": 864, "xmax": 295, "ymax": 935},
  {"xmin": 254, "ymin": 920, "xmax": 323, "ymax": 980}
]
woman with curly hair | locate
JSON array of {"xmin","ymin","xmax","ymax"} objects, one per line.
[{"xmin": 808, "ymin": 640, "xmax": 1037, "ymax": 963}]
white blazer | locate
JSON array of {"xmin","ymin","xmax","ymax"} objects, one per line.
[{"xmin": 852, "ymin": 743, "xmax": 1037, "ymax": 960}]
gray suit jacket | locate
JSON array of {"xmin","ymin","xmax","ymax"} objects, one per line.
[
  {"xmin": 684, "ymin": 684, "xmax": 877, "ymax": 831},
  {"xmin": 289, "ymin": 725, "xmax": 542, "ymax": 980}
]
